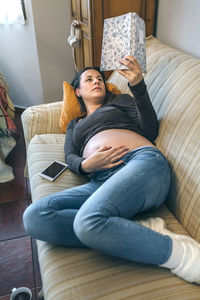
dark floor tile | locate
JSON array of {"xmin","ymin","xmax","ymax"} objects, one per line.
[
  {"xmin": 0, "ymin": 147, "xmax": 27, "ymax": 203},
  {"xmin": 26, "ymin": 179, "xmax": 32, "ymax": 199},
  {"xmin": 14, "ymin": 108, "xmax": 25, "ymax": 148},
  {"xmin": 0, "ymin": 295, "xmax": 10, "ymax": 300},
  {"xmin": 0, "ymin": 199, "xmax": 28, "ymax": 241},
  {"xmin": 31, "ymin": 239, "xmax": 42, "ymax": 288},
  {"xmin": 0, "ymin": 236, "xmax": 35, "ymax": 297},
  {"xmin": 6, "ymin": 111, "xmax": 26, "ymax": 176},
  {"xmin": 31, "ymin": 288, "xmax": 37, "ymax": 300},
  {"xmin": 0, "ymin": 288, "xmax": 38, "ymax": 300},
  {"xmin": 0, "ymin": 175, "xmax": 27, "ymax": 203},
  {"xmin": 31, "ymin": 287, "xmax": 41, "ymax": 300},
  {"xmin": 27, "ymin": 196, "xmax": 32, "ymax": 206},
  {"xmin": 0, "ymin": 109, "xmax": 27, "ymax": 203},
  {"xmin": 6, "ymin": 143, "xmax": 26, "ymax": 177},
  {"xmin": 36, "ymin": 287, "xmax": 44, "ymax": 300}
]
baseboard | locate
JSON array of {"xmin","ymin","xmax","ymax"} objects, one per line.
[
  {"xmin": 15, "ymin": 105, "xmax": 27, "ymax": 110},
  {"xmin": 15, "ymin": 106, "xmax": 26, "ymax": 114}
]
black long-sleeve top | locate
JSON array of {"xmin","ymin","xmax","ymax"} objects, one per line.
[{"xmin": 64, "ymin": 79, "xmax": 159, "ymax": 174}]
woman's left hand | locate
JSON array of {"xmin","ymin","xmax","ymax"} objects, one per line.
[{"xmin": 117, "ymin": 56, "xmax": 143, "ymax": 86}]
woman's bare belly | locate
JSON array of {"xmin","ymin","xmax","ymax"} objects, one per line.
[{"xmin": 82, "ymin": 129, "xmax": 156, "ymax": 158}]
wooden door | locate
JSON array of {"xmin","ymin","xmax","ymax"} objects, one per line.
[
  {"xmin": 69, "ymin": 0, "xmax": 157, "ymax": 71},
  {"xmin": 70, "ymin": 0, "xmax": 93, "ymax": 70},
  {"xmin": 93, "ymin": 0, "xmax": 158, "ymax": 67}
]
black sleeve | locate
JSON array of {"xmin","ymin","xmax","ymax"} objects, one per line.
[
  {"xmin": 129, "ymin": 79, "xmax": 159, "ymax": 142},
  {"xmin": 64, "ymin": 120, "xmax": 86, "ymax": 175}
]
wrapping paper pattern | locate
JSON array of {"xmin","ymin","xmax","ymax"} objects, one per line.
[{"xmin": 100, "ymin": 12, "xmax": 146, "ymax": 72}]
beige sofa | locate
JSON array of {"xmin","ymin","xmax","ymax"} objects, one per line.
[{"xmin": 21, "ymin": 36, "xmax": 200, "ymax": 299}]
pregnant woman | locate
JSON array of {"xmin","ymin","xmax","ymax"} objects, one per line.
[{"xmin": 23, "ymin": 56, "xmax": 200, "ymax": 284}]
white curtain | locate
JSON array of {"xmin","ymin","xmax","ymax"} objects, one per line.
[{"xmin": 0, "ymin": 0, "xmax": 26, "ymax": 25}]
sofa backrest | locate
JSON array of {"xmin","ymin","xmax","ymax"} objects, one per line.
[{"xmin": 108, "ymin": 36, "xmax": 200, "ymax": 241}]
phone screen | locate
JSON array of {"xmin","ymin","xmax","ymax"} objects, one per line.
[{"xmin": 42, "ymin": 161, "xmax": 67, "ymax": 178}]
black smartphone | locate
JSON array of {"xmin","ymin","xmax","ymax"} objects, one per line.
[{"xmin": 40, "ymin": 160, "xmax": 68, "ymax": 182}]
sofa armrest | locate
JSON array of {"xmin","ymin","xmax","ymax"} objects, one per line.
[{"xmin": 21, "ymin": 101, "xmax": 63, "ymax": 153}]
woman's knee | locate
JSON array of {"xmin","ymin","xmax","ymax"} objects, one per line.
[
  {"xmin": 23, "ymin": 196, "xmax": 50, "ymax": 236},
  {"xmin": 73, "ymin": 210, "xmax": 102, "ymax": 245},
  {"xmin": 23, "ymin": 203, "xmax": 39, "ymax": 236},
  {"xmin": 23, "ymin": 193, "xmax": 57, "ymax": 236},
  {"xmin": 73, "ymin": 212, "xmax": 88, "ymax": 243}
]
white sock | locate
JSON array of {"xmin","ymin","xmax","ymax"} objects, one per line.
[
  {"xmin": 160, "ymin": 238, "xmax": 183, "ymax": 269},
  {"xmin": 139, "ymin": 217, "xmax": 200, "ymax": 283}
]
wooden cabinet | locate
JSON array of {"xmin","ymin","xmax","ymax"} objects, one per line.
[{"xmin": 69, "ymin": 0, "xmax": 157, "ymax": 72}]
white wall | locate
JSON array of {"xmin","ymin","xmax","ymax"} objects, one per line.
[
  {"xmin": 31, "ymin": 0, "xmax": 75, "ymax": 104},
  {"xmin": 156, "ymin": 0, "xmax": 200, "ymax": 59},
  {"xmin": 0, "ymin": 0, "xmax": 75, "ymax": 108},
  {"xmin": 0, "ymin": 0, "xmax": 43, "ymax": 107}
]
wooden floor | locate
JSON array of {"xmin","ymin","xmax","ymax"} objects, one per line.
[{"xmin": 0, "ymin": 109, "xmax": 42, "ymax": 300}]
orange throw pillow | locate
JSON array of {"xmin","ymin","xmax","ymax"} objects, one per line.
[{"xmin": 59, "ymin": 81, "xmax": 121, "ymax": 133}]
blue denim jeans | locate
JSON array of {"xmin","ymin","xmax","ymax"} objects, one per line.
[{"xmin": 23, "ymin": 146, "xmax": 172, "ymax": 265}]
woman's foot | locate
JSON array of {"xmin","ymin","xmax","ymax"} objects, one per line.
[
  {"xmin": 137, "ymin": 217, "xmax": 200, "ymax": 284},
  {"xmin": 137, "ymin": 217, "xmax": 200, "ymax": 247},
  {"xmin": 160, "ymin": 238, "xmax": 200, "ymax": 284}
]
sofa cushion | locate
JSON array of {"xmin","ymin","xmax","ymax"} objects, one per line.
[
  {"xmin": 27, "ymin": 134, "xmax": 199, "ymax": 300},
  {"xmin": 108, "ymin": 36, "xmax": 200, "ymax": 242},
  {"xmin": 37, "ymin": 214, "xmax": 200, "ymax": 300},
  {"xmin": 27, "ymin": 134, "xmax": 89, "ymax": 200}
]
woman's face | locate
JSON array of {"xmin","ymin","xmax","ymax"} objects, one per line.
[{"xmin": 75, "ymin": 69, "xmax": 106, "ymax": 103}]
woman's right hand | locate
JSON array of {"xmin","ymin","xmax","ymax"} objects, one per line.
[
  {"xmin": 118, "ymin": 56, "xmax": 143, "ymax": 86},
  {"xmin": 81, "ymin": 145, "xmax": 129, "ymax": 173}
]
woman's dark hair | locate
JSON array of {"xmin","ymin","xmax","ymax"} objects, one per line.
[{"xmin": 71, "ymin": 67, "xmax": 110, "ymax": 114}]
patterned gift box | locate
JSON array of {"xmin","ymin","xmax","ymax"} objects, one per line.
[{"xmin": 100, "ymin": 12, "xmax": 146, "ymax": 73}]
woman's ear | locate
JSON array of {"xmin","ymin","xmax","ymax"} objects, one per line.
[{"xmin": 75, "ymin": 88, "xmax": 81, "ymax": 97}]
